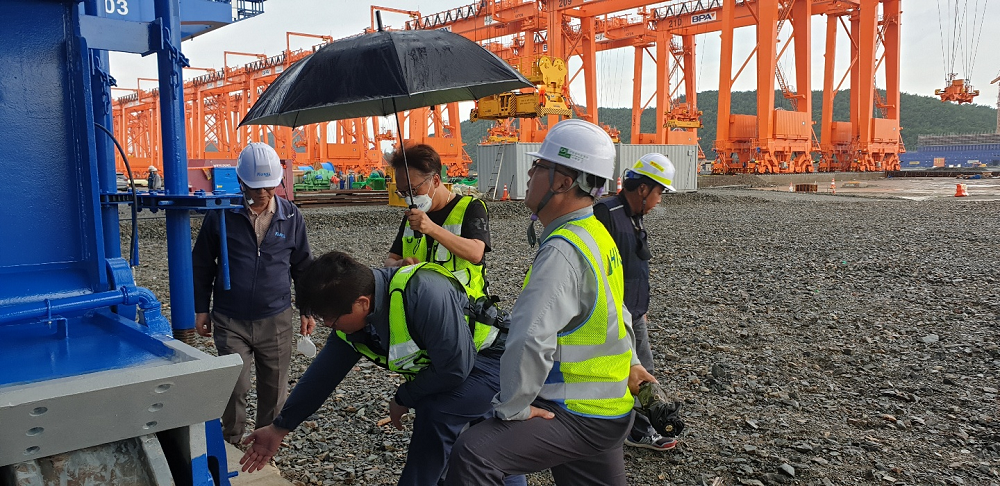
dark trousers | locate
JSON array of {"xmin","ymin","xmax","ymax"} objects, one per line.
[
  {"xmin": 402, "ymin": 352, "xmax": 525, "ymax": 486},
  {"xmin": 631, "ymin": 313, "xmax": 657, "ymax": 439},
  {"xmin": 212, "ymin": 307, "xmax": 293, "ymax": 444},
  {"xmin": 445, "ymin": 400, "xmax": 633, "ymax": 486}
]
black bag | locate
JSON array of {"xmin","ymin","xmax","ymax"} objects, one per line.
[
  {"xmin": 637, "ymin": 382, "xmax": 685, "ymax": 437},
  {"xmin": 466, "ymin": 295, "xmax": 509, "ymax": 332}
]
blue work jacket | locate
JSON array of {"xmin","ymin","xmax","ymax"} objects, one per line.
[{"xmin": 192, "ymin": 197, "xmax": 312, "ymax": 321}]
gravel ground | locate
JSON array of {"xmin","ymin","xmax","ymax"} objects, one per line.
[{"xmin": 128, "ymin": 188, "xmax": 1000, "ymax": 486}]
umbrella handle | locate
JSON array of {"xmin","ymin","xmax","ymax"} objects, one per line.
[
  {"xmin": 391, "ymin": 97, "xmax": 422, "ymax": 239},
  {"xmin": 409, "ymin": 204, "xmax": 422, "ymax": 239}
]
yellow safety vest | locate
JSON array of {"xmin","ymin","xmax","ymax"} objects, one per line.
[
  {"xmin": 401, "ymin": 196, "xmax": 488, "ymax": 299},
  {"xmin": 338, "ymin": 262, "xmax": 499, "ymax": 379},
  {"xmin": 525, "ymin": 214, "xmax": 634, "ymax": 418}
]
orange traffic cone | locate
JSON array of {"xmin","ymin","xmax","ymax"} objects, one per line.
[
  {"xmin": 955, "ymin": 183, "xmax": 968, "ymax": 197},
  {"xmin": 501, "ymin": 184, "xmax": 510, "ymax": 201},
  {"xmin": 830, "ymin": 177, "xmax": 836, "ymax": 195},
  {"xmin": 616, "ymin": 177, "xmax": 623, "ymax": 193}
]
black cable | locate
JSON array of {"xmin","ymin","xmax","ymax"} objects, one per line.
[{"xmin": 95, "ymin": 123, "xmax": 140, "ymax": 268}]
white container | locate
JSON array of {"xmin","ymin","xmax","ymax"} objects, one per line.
[
  {"xmin": 477, "ymin": 142, "xmax": 700, "ymax": 198},
  {"xmin": 477, "ymin": 143, "xmax": 541, "ymax": 200},
  {"xmin": 616, "ymin": 144, "xmax": 699, "ymax": 193}
]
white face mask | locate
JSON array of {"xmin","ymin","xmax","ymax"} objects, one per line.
[
  {"xmin": 296, "ymin": 335, "xmax": 316, "ymax": 358},
  {"xmin": 404, "ymin": 182, "xmax": 436, "ymax": 212},
  {"xmin": 405, "ymin": 193, "xmax": 433, "ymax": 212}
]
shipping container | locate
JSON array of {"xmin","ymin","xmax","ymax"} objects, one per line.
[
  {"xmin": 831, "ymin": 122, "xmax": 852, "ymax": 144},
  {"xmin": 729, "ymin": 114, "xmax": 758, "ymax": 139},
  {"xmin": 773, "ymin": 110, "xmax": 810, "ymax": 140},
  {"xmin": 477, "ymin": 142, "xmax": 699, "ymax": 199},
  {"xmin": 477, "ymin": 143, "xmax": 541, "ymax": 200},
  {"xmin": 871, "ymin": 118, "xmax": 900, "ymax": 143}
]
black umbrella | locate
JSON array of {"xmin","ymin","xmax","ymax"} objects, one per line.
[
  {"xmin": 240, "ymin": 13, "xmax": 531, "ymax": 201},
  {"xmin": 240, "ymin": 30, "xmax": 531, "ymax": 126}
]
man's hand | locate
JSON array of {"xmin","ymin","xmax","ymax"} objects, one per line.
[
  {"xmin": 239, "ymin": 425, "xmax": 289, "ymax": 473},
  {"xmin": 195, "ymin": 313, "xmax": 212, "ymax": 337},
  {"xmin": 527, "ymin": 406, "xmax": 555, "ymax": 420},
  {"xmin": 628, "ymin": 364, "xmax": 658, "ymax": 395},
  {"xmin": 299, "ymin": 315, "xmax": 316, "ymax": 336},
  {"xmin": 405, "ymin": 208, "xmax": 440, "ymax": 236},
  {"xmin": 386, "ymin": 256, "xmax": 421, "ymax": 267},
  {"xmin": 389, "ymin": 398, "xmax": 409, "ymax": 430}
]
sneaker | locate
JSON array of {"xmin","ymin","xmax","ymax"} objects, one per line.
[{"xmin": 625, "ymin": 432, "xmax": 678, "ymax": 451}]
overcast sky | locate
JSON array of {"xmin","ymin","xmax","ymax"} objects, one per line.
[{"xmin": 110, "ymin": 0, "xmax": 1000, "ymax": 115}]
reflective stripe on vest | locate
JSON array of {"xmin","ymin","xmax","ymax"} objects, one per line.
[
  {"xmin": 338, "ymin": 262, "xmax": 498, "ymax": 379},
  {"xmin": 525, "ymin": 215, "xmax": 634, "ymax": 418},
  {"xmin": 401, "ymin": 196, "xmax": 488, "ymax": 297}
]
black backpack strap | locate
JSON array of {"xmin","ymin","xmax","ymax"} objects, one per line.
[{"xmin": 466, "ymin": 295, "xmax": 508, "ymax": 331}]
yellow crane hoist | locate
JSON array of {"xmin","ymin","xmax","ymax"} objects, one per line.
[{"xmin": 471, "ymin": 56, "xmax": 572, "ymax": 122}]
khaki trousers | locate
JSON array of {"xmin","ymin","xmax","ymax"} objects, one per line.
[{"xmin": 211, "ymin": 307, "xmax": 293, "ymax": 444}]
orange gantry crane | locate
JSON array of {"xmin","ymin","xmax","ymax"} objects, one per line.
[
  {"xmin": 406, "ymin": 0, "xmax": 903, "ymax": 173},
  {"xmin": 112, "ymin": 32, "xmax": 473, "ymax": 181},
  {"xmin": 117, "ymin": 0, "xmax": 904, "ymax": 177},
  {"xmin": 933, "ymin": 0, "xmax": 988, "ymax": 105}
]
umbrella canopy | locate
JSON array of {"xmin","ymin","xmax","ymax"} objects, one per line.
[{"xmin": 240, "ymin": 29, "xmax": 532, "ymax": 127}]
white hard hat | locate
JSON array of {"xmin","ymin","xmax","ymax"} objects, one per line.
[
  {"xmin": 148, "ymin": 166, "xmax": 158, "ymax": 172},
  {"xmin": 236, "ymin": 142, "xmax": 283, "ymax": 188},
  {"xmin": 627, "ymin": 153, "xmax": 676, "ymax": 192},
  {"xmin": 527, "ymin": 119, "xmax": 616, "ymax": 180}
]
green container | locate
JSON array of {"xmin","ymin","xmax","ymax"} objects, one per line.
[{"xmin": 365, "ymin": 173, "xmax": 386, "ymax": 190}]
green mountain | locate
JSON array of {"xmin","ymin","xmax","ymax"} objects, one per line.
[{"xmin": 460, "ymin": 90, "xmax": 998, "ymax": 168}]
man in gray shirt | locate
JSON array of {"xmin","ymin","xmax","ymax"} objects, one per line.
[{"xmin": 446, "ymin": 120, "xmax": 657, "ymax": 486}]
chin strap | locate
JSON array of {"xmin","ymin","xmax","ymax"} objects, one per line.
[
  {"xmin": 239, "ymin": 181, "xmax": 255, "ymax": 207},
  {"xmin": 527, "ymin": 165, "xmax": 561, "ymax": 248},
  {"xmin": 526, "ymin": 213, "xmax": 540, "ymax": 248}
]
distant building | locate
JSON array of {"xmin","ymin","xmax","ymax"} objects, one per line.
[{"xmin": 900, "ymin": 133, "xmax": 1000, "ymax": 169}]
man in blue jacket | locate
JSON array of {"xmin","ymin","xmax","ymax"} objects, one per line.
[
  {"xmin": 192, "ymin": 142, "xmax": 314, "ymax": 446},
  {"xmin": 594, "ymin": 153, "xmax": 678, "ymax": 451},
  {"xmin": 237, "ymin": 251, "xmax": 523, "ymax": 486}
]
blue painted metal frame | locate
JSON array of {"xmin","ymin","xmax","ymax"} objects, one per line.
[
  {"xmin": 0, "ymin": 0, "xmax": 241, "ymax": 483},
  {"xmin": 205, "ymin": 419, "xmax": 240, "ymax": 484},
  {"xmin": 91, "ymin": 0, "xmax": 237, "ymax": 40},
  {"xmin": 102, "ymin": 190, "xmax": 243, "ymax": 211},
  {"xmin": 900, "ymin": 143, "xmax": 1000, "ymax": 169}
]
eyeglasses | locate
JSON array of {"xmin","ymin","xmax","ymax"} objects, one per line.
[
  {"xmin": 529, "ymin": 159, "xmax": 575, "ymax": 177},
  {"xmin": 318, "ymin": 313, "xmax": 343, "ymax": 330},
  {"xmin": 240, "ymin": 182, "xmax": 277, "ymax": 193},
  {"xmin": 394, "ymin": 174, "xmax": 434, "ymax": 199}
]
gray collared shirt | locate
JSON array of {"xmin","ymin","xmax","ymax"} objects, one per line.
[{"xmin": 494, "ymin": 206, "xmax": 636, "ymax": 421}]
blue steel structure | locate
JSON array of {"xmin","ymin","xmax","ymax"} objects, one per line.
[
  {"xmin": 900, "ymin": 145, "xmax": 1000, "ymax": 169},
  {"xmin": 900, "ymin": 134, "xmax": 1000, "ymax": 169},
  {"xmin": 94, "ymin": 0, "xmax": 263, "ymax": 39},
  {"xmin": 0, "ymin": 0, "xmax": 261, "ymax": 484}
]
